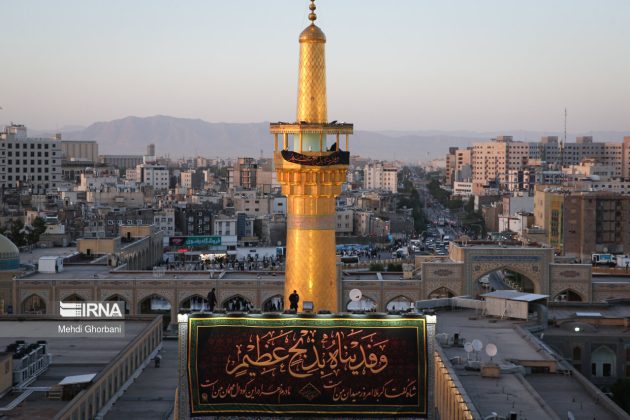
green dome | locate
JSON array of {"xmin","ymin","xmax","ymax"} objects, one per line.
[{"xmin": 0, "ymin": 234, "xmax": 19, "ymax": 270}]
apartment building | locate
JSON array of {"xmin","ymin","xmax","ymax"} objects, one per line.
[
  {"xmin": 363, "ymin": 162, "xmax": 398, "ymax": 193},
  {"xmin": 563, "ymin": 192, "xmax": 630, "ymax": 260},
  {"xmin": 467, "ymin": 135, "xmax": 630, "ymax": 193},
  {"xmin": 472, "ymin": 136, "xmax": 529, "ymax": 191},
  {"xmin": 137, "ymin": 163, "xmax": 169, "ymax": 190},
  {"xmin": 153, "ymin": 208, "xmax": 175, "ymax": 237},
  {"xmin": 228, "ymin": 157, "xmax": 258, "ymax": 190},
  {"xmin": 336, "ymin": 209, "xmax": 353, "ymax": 236},
  {"xmin": 0, "ymin": 124, "xmax": 62, "ymax": 193}
]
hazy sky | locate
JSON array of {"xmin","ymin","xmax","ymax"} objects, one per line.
[{"xmin": 1, "ymin": 0, "xmax": 629, "ymax": 132}]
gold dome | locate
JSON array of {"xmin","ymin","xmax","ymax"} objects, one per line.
[{"xmin": 299, "ymin": 24, "xmax": 326, "ymax": 43}]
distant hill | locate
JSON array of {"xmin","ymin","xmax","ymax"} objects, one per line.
[{"xmin": 41, "ymin": 115, "xmax": 628, "ymax": 161}]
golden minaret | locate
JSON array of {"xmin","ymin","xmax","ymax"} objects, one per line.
[{"xmin": 270, "ymin": 0, "xmax": 353, "ymax": 312}]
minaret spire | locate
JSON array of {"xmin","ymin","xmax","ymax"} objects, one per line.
[
  {"xmin": 308, "ymin": 0, "xmax": 317, "ymax": 23},
  {"xmin": 270, "ymin": 1, "xmax": 353, "ymax": 313},
  {"xmin": 297, "ymin": 0, "xmax": 327, "ymax": 129}
]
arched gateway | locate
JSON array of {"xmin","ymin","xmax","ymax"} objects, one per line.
[{"xmin": 422, "ymin": 243, "xmax": 592, "ymax": 302}]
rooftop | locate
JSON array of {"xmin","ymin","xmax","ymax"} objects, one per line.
[
  {"xmin": 0, "ymin": 318, "xmax": 154, "ymax": 419},
  {"xmin": 19, "ymin": 246, "xmax": 77, "ymax": 265},
  {"xmin": 18, "ymin": 263, "xmax": 416, "ymax": 283},
  {"xmin": 481, "ymin": 290, "xmax": 548, "ymax": 302},
  {"xmin": 436, "ymin": 309, "xmax": 621, "ymax": 419}
]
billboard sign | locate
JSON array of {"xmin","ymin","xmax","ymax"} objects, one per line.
[
  {"xmin": 187, "ymin": 315, "xmax": 427, "ymax": 417},
  {"xmin": 169, "ymin": 236, "xmax": 221, "ymax": 247}
]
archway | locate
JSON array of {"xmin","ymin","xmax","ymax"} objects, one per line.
[
  {"xmin": 428, "ymin": 287, "xmax": 455, "ymax": 299},
  {"xmin": 63, "ymin": 293, "xmax": 86, "ymax": 302},
  {"xmin": 386, "ymin": 295, "xmax": 414, "ymax": 312},
  {"xmin": 222, "ymin": 295, "xmax": 253, "ymax": 312},
  {"xmin": 591, "ymin": 346, "xmax": 616, "ymax": 378},
  {"xmin": 262, "ymin": 295, "xmax": 283, "ymax": 312},
  {"xmin": 105, "ymin": 294, "xmax": 130, "ymax": 315},
  {"xmin": 475, "ymin": 268, "xmax": 535, "ymax": 294},
  {"xmin": 138, "ymin": 294, "xmax": 171, "ymax": 329},
  {"xmin": 180, "ymin": 294, "xmax": 208, "ymax": 312},
  {"xmin": 22, "ymin": 294, "xmax": 46, "ymax": 314},
  {"xmin": 347, "ymin": 296, "xmax": 376, "ymax": 312},
  {"xmin": 553, "ymin": 289, "xmax": 584, "ymax": 302}
]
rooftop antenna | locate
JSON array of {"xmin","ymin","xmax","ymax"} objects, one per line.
[
  {"xmin": 472, "ymin": 339, "xmax": 483, "ymax": 361},
  {"xmin": 485, "ymin": 343, "xmax": 498, "ymax": 362}
]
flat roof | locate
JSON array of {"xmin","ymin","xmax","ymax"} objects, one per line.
[
  {"xmin": 436, "ymin": 309, "xmax": 619, "ymax": 419},
  {"xmin": 592, "ymin": 275, "xmax": 630, "ymax": 283},
  {"xmin": 0, "ymin": 319, "xmax": 154, "ymax": 419},
  {"xmin": 549, "ymin": 304, "xmax": 630, "ymax": 321},
  {"xmin": 20, "ymin": 246, "xmax": 77, "ymax": 264},
  {"xmin": 482, "ymin": 290, "xmax": 548, "ymax": 302}
]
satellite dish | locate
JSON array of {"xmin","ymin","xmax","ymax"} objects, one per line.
[
  {"xmin": 472, "ymin": 339, "xmax": 483, "ymax": 352},
  {"xmin": 464, "ymin": 342, "xmax": 473, "ymax": 353},
  {"xmin": 349, "ymin": 289, "xmax": 362, "ymax": 302},
  {"xmin": 486, "ymin": 343, "xmax": 498, "ymax": 358}
]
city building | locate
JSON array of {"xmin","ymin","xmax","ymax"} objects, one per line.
[
  {"xmin": 213, "ymin": 214, "xmax": 236, "ymax": 237},
  {"xmin": 563, "ymin": 192, "xmax": 630, "ymax": 260},
  {"xmin": 472, "ymin": 136, "xmax": 529, "ymax": 192},
  {"xmin": 175, "ymin": 205, "xmax": 214, "ymax": 236},
  {"xmin": 463, "ymin": 135, "xmax": 630, "ymax": 195},
  {"xmin": 363, "ymin": 161, "xmax": 398, "ymax": 193},
  {"xmin": 533, "ymin": 186, "xmax": 565, "ymax": 251},
  {"xmin": 335, "ymin": 208, "xmax": 353, "ymax": 236},
  {"xmin": 153, "ymin": 208, "xmax": 175, "ymax": 237},
  {"xmin": 228, "ymin": 157, "xmax": 257, "ymax": 190},
  {"xmin": 136, "ymin": 162, "xmax": 169, "ymax": 190},
  {"xmin": 0, "ymin": 124, "xmax": 62, "ymax": 193},
  {"xmin": 98, "ymin": 154, "xmax": 143, "ymax": 170},
  {"xmin": 60, "ymin": 140, "xmax": 99, "ymax": 163}
]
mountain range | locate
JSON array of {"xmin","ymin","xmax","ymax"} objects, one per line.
[{"xmin": 32, "ymin": 115, "xmax": 630, "ymax": 161}]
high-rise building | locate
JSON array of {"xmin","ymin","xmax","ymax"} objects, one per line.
[
  {"xmin": 363, "ymin": 162, "xmax": 398, "ymax": 193},
  {"xmin": 0, "ymin": 124, "xmax": 62, "ymax": 193},
  {"xmin": 472, "ymin": 136, "xmax": 529, "ymax": 191},
  {"xmin": 269, "ymin": 1, "xmax": 352, "ymax": 312}
]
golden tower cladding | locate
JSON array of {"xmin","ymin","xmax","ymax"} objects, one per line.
[{"xmin": 270, "ymin": 0, "xmax": 352, "ymax": 312}]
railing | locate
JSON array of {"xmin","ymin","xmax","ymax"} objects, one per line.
[
  {"xmin": 434, "ymin": 345, "xmax": 480, "ymax": 419},
  {"xmin": 342, "ymin": 258, "xmax": 414, "ymax": 270},
  {"xmin": 592, "ymin": 266, "xmax": 630, "ymax": 275},
  {"xmin": 53, "ymin": 315, "xmax": 163, "ymax": 420}
]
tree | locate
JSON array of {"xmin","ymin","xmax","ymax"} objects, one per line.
[
  {"xmin": 387, "ymin": 263, "xmax": 403, "ymax": 272},
  {"xmin": 26, "ymin": 216, "xmax": 46, "ymax": 245},
  {"xmin": 7, "ymin": 219, "xmax": 26, "ymax": 247},
  {"xmin": 369, "ymin": 262, "xmax": 384, "ymax": 272},
  {"xmin": 465, "ymin": 196, "xmax": 475, "ymax": 215}
]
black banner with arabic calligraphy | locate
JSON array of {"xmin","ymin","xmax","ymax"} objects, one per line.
[{"xmin": 187, "ymin": 315, "xmax": 427, "ymax": 417}]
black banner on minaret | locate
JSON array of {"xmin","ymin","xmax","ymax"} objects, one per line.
[{"xmin": 187, "ymin": 315, "xmax": 427, "ymax": 416}]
